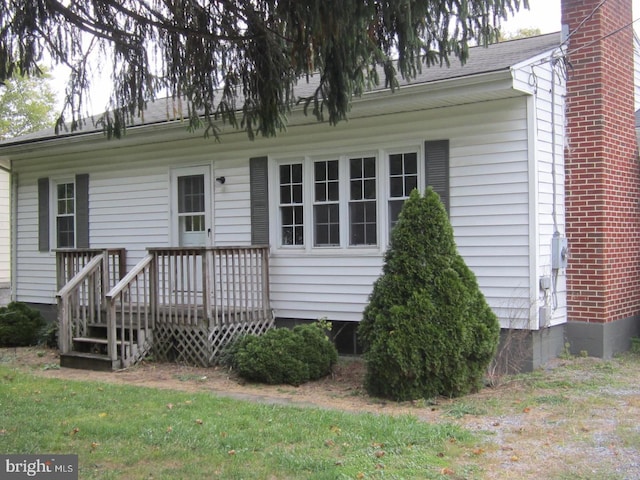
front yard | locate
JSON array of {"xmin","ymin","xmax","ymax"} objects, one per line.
[{"xmin": 1, "ymin": 347, "xmax": 639, "ymax": 479}]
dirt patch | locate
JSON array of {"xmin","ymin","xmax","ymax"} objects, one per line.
[{"xmin": 2, "ymin": 347, "xmax": 640, "ymax": 479}]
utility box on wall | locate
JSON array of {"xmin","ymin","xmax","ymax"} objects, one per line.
[{"xmin": 552, "ymin": 235, "xmax": 569, "ymax": 269}]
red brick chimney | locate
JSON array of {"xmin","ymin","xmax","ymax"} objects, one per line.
[{"xmin": 562, "ymin": 0, "xmax": 640, "ymax": 356}]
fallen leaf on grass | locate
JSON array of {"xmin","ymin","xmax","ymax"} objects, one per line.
[
  {"xmin": 166, "ymin": 403, "xmax": 174, "ymax": 410},
  {"xmin": 228, "ymin": 450, "xmax": 236, "ymax": 455},
  {"xmin": 70, "ymin": 427, "xmax": 80, "ymax": 436},
  {"xmin": 440, "ymin": 467, "xmax": 455, "ymax": 475},
  {"xmin": 374, "ymin": 450, "xmax": 385, "ymax": 458}
]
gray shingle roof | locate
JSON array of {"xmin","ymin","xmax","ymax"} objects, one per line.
[{"xmin": 1, "ymin": 32, "xmax": 561, "ymax": 146}]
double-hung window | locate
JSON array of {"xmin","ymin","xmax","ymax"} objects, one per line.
[
  {"xmin": 349, "ymin": 156, "xmax": 377, "ymax": 246},
  {"xmin": 314, "ymin": 160, "xmax": 340, "ymax": 246},
  {"xmin": 388, "ymin": 152, "xmax": 418, "ymax": 229},
  {"xmin": 56, "ymin": 181, "xmax": 76, "ymax": 248},
  {"xmin": 279, "ymin": 163, "xmax": 304, "ymax": 246}
]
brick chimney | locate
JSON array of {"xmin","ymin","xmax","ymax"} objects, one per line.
[{"xmin": 562, "ymin": 0, "xmax": 640, "ymax": 356}]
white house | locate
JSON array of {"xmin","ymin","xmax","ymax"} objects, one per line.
[{"xmin": 0, "ymin": 32, "xmax": 570, "ymax": 368}]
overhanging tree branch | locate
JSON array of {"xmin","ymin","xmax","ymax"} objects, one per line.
[{"xmin": 1, "ymin": 0, "xmax": 529, "ymax": 140}]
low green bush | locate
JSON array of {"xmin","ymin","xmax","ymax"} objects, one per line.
[
  {"xmin": 0, "ymin": 302, "xmax": 47, "ymax": 347},
  {"xmin": 40, "ymin": 321, "xmax": 59, "ymax": 348},
  {"xmin": 228, "ymin": 321, "xmax": 338, "ymax": 386}
]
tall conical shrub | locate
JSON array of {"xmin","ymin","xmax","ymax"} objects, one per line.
[{"xmin": 358, "ymin": 188, "xmax": 499, "ymax": 401}]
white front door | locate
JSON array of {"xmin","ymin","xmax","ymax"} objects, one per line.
[{"xmin": 171, "ymin": 166, "xmax": 212, "ymax": 247}]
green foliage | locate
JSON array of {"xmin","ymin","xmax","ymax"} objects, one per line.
[
  {"xmin": 0, "ymin": 302, "xmax": 47, "ymax": 347},
  {"xmin": 499, "ymin": 27, "xmax": 543, "ymax": 41},
  {"xmin": 0, "ymin": 69, "xmax": 56, "ymax": 140},
  {"xmin": 358, "ymin": 188, "xmax": 500, "ymax": 401},
  {"xmin": 40, "ymin": 321, "xmax": 59, "ymax": 349},
  {"xmin": 230, "ymin": 321, "xmax": 338, "ymax": 386},
  {"xmin": 0, "ymin": 0, "xmax": 527, "ymax": 139}
]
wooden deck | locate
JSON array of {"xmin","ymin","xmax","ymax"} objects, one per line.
[{"xmin": 56, "ymin": 247, "xmax": 273, "ymax": 370}]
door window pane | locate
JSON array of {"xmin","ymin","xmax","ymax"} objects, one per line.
[{"xmin": 178, "ymin": 174, "xmax": 205, "ymax": 233}]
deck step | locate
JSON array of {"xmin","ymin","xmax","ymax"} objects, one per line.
[
  {"xmin": 60, "ymin": 352, "xmax": 122, "ymax": 371},
  {"xmin": 72, "ymin": 337, "xmax": 128, "ymax": 345}
]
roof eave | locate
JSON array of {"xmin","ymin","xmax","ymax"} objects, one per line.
[{"xmin": 0, "ymin": 68, "xmax": 523, "ymax": 154}]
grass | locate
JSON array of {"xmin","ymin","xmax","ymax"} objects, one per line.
[
  {"xmin": 2, "ymin": 351, "xmax": 640, "ymax": 479},
  {"xmin": 0, "ymin": 366, "xmax": 473, "ymax": 480}
]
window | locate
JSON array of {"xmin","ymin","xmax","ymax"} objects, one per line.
[
  {"xmin": 56, "ymin": 182, "xmax": 75, "ymax": 248},
  {"xmin": 388, "ymin": 152, "xmax": 418, "ymax": 229},
  {"xmin": 279, "ymin": 163, "xmax": 304, "ymax": 246},
  {"xmin": 314, "ymin": 160, "xmax": 340, "ymax": 246},
  {"xmin": 271, "ymin": 141, "xmax": 449, "ymax": 251},
  {"xmin": 349, "ymin": 156, "xmax": 377, "ymax": 245},
  {"xmin": 177, "ymin": 174, "xmax": 205, "ymax": 233}
]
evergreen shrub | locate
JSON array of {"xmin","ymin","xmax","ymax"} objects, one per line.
[
  {"xmin": 0, "ymin": 302, "xmax": 47, "ymax": 347},
  {"xmin": 229, "ymin": 320, "xmax": 338, "ymax": 386},
  {"xmin": 358, "ymin": 188, "xmax": 500, "ymax": 401}
]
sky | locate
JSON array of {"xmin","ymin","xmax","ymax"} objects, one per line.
[{"xmin": 504, "ymin": 0, "xmax": 640, "ymax": 35}]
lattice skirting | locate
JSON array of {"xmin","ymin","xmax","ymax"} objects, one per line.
[{"xmin": 153, "ymin": 317, "xmax": 275, "ymax": 366}]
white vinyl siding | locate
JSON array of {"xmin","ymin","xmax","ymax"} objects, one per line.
[
  {"xmin": 0, "ymin": 169, "xmax": 9, "ymax": 284},
  {"xmin": 9, "ymin": 85, "xmax": 564, "ymax": 330}
]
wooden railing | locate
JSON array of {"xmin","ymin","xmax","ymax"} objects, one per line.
[
  {"xmin": 105, "ymin": 254, "xmax": 155, "ymax": 366},
  {"xmin": 56, "ymin": 248, "xmax": 126, "ymax": 292},
  {"xmin": 150, "ymin": 246, "xmax": 271, "ymax": 328},
  {"xmin": 56, "ymin": 252, "xmax": 108, "ymax": 354}
]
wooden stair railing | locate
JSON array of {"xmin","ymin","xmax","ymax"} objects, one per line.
[
  {"xmin": 105, "ymin": 254, "xmax": 155, "ymax": 368},
  {"xmin": 56, "ymin": 253, "xmax": 108, "ymax": 356}
]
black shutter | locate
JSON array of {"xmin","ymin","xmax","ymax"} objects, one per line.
[
  {"xmin": 425, "ymin": 140, "xmax": 450, "ymax": 214},
  {"xmin": 249, "ymin": 156, "xmax": 269, "ymax": 245},
  {"xmin": 75, "ymin": 174, "xmax": 89, "ymax": 248},
  {"xmin": 38, "ymin": 177, "xmax": 49, "ymax": 252}
]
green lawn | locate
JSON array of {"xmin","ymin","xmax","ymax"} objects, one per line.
[{"xmin": 0, "ymin": 366, "xmax": 474, "ymax": 479}]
